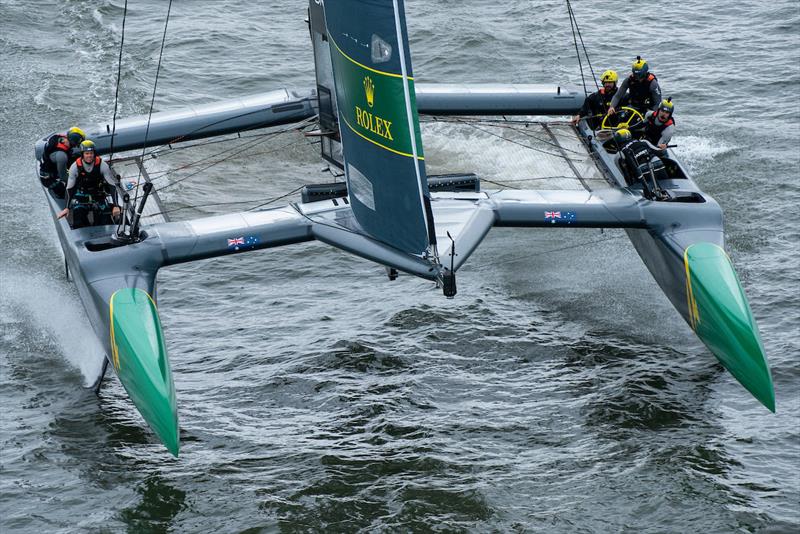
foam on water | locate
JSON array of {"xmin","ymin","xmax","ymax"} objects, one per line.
[
  {"xmin": 672, "ymin": 135, "xmax": 738, "ymax": 173},
  {"xmin": 1, "ymin": 271, "xmax": 106, "ymax": 386}
]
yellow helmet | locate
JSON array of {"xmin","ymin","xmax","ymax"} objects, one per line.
[
  {"xmin": 632, "ymin": 56, "xmax": 649, "ymax": 79},
  {"xmin": 658, "ymin": 97, "xmax": 674, "ymax": 114},
  {"xmin": 67, "ymin": 126, "xmax": 86, "ymax": 146},
  {"xmin": 79, "ymin": 139, "xmax": 96, "ymax": 153},
  {"xmin": 600, "ymin": 70, "xmax": 618, "ymax": 84},
  {"xmin": 614, "ymin": 128, "xmax": 632, "ymax": 144}
]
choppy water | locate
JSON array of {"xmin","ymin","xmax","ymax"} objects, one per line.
[{"xmin": 1, "ymin": 0, "xmax": 799, "ymax": 532}]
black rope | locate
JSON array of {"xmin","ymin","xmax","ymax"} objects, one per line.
[
  {"xmin": 450, "ymin": 117, "xmax": 583, "ymax": 162},
  {"xmin": 567, "ymin": 0, "xmax": 599, "ymax": 92},
  {"xmin": 146, "ymin": 185, "xmax": 307, "ymax": 218},
  {"xmin": 430, "ymin": 116, "xmax": 586, "ymax": 155},
  {"xmin": 156, "ymin": 136, "xmax": 307, "ymax": 193},
  {"xmin": 108, "ymin": 0, "xmax": 128, "ymax": 159},
  {"xmin": 566, "ymin": 0, "xmax": 588, "ymax": 96},
  {"xmin": 116, "ymin": 117, "xmax": 317, "ymax": 197},
  {"xmin": 111, "ymin": 107, "xmax": 316, "ymax": 170},
  {"xmin": 247, "ymin": 186, "xmax": 307, "ymax": 211},
  {"xmin": 134, "ymin": 0, "xmax": 174, "ymax": 209}
]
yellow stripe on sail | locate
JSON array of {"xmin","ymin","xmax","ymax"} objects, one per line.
[
  {"xmin": 340, "ymin": 114, "xmax": 424, "ymax": 160},
  {"xmin": 328, "ymin": 34, "xmax": 413, "ymax": 80}
]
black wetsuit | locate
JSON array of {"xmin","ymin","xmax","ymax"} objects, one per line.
[
  {"xmin": 619, "ymin": 139, "xmax": 667, "ymax": 199},
  {"xmin": 578, "ymin": 87, "xmax": 628, "ymax": 129},
  {"xmin": 40, "ymin": 134, "xmax": 79, "ymax": 197},
  {"xmin": 611, "ymin": 73, "xmax": 662, "ymax": 114}
]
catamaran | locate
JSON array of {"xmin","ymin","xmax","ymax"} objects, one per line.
[{"xmin": 34, "ymin": 0, "xmax": 774, "ymax": 456}]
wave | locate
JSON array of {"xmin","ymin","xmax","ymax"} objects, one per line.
[{"xmin": 1, "ymin": 271, "xmax": 106, "ymax": 386}]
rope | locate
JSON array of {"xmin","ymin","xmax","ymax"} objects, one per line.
[
  {"xmin": 108, "ymin": 0, "xmax": 128, "ymax": 159},
  {"xmin": 449, "ymin": 117, "xmax": 583, "ymax": 162},
  {"xmin": 566, "ymin": 0, "xmax": 588, "ymax": 96},
  {"xmin": 156, "ymin": 135, "xmax": 307, "ymax": 193},
  {"xmin": 146, "ymin": 185, "xmax": 307, "ymax": 218},
  {"xmin": 135, "ymin": 107, "xmax": 316, "ymax": 162},
  {"xmin": 429, "ymin": 116, "xmax": 586, "ymax": 155},
  {"xmin": 117, "ymin": 117, "xmax": 316, "ymax": 194},
  {"xmin": 134, "ymin": 0, "xmax": 173, "ymax": 209},
  {"xmin": 567, "ymin": 0, "xmax": 599, "ymax": 91}
]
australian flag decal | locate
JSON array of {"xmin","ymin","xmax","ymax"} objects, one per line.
[
  {"xmin": 544, "ymin": 210, "xmax": 577, "ymax": 224},
  {"xmin": 227, "ymin": 235, "xmax": 260, "ymax": 251}
]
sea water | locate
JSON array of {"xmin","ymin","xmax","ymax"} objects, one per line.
[{"xmin": 1, "ymin": 1, "xmax": 798, "ymax": 531}]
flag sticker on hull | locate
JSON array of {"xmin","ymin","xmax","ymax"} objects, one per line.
[
  {"xmin": 544, "ymin": 211, "xmax": 577, "ymax": 224},
  {"xmin": 227, "ymin": 236, "xmax": 260, "ymax": 250}
]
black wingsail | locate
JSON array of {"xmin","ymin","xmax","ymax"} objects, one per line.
[{"xmin": 322, "ymin": 0, "xmax": 433, "ymax": 255}]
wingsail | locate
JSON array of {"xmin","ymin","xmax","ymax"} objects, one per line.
[{"xmin": 322, "ymin": 0, "xmax": 434, "ymax": 255}]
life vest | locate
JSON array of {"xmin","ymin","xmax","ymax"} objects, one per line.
[
  {"xmin": 644, "ymin": 113, "xmax": 675, "ymax": 146},
  {"xmin": 40, "ymin": 134, "xmax": 73, "ymax": 174},
  {"xmin": 622, "ymin": 140, "xmax": 656, "ymax": 166},
  {"xmin": 74, "ymin": 156, "xmax": 108, "ymax": 199},
  {"xmin": 586, "ymin": 86, "xmax": 616, "ymax": 118},
  {"xmin": 598, "ymin": 86, "xmax": 616, "ymax": 107},
  {"xmin": 627, "ymin": 73, "xmax": 657, "ymax": 109}
]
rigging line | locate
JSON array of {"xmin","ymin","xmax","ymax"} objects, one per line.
[
  {"xmin": 145, "ymin": 134, "xmax": 267, "ymax": 183},
  {"xmin": 128, "ymin": 119, "xmax": 313, "ymax": 189},
  {"xmin": 422, "ymin": 116, "xmax": 548, "ymax": 127},
  {"xmin": 452, "ymin": 117, "xmax": 583, "ymax": 162},
  {"xmin": 247, "ymin": 185, "xmax": 307, "ymax": 211},
  {"xmin": 121, "ymin": 118, "xmax": 317, "ymax": 182},
  {"xmin": 142, "ymin": 125, "xmax": 310, "ymax": 160},
  {"xmin": 108, "ymin": 0, "xmax": 128, "ymax": 160},
  {"xmin": 566, "ymin": 0, "xmax": 587, "ymax": 96},
  {"xmin": 567, "ymin": 0, "xmax": 599, "ymax": 92},
  {"xmin": 156, "ymin": 136, "xmax": 308, "ymax": 193},
  {"xmin": 482, "ymin": 178, "xmax": 520, "ymax": 190},
  {"xmin": 136, "ymin": 103, "xmax": 317, "ymax": 159},
  {"xmin": 134, "ymin": 0, "xmax": 174, "ymax": 209},
  {"xmin": 144, "ymin": 127, "xmax": 301, "ymax": 185},
  {"xmin": 486, "ymin": 175, "xmax": 591, "ymax": 184},
  {"xmin": 146, "ymin": 186, "xmax": 307, "ymax": 217},
  {"xmin": 429, "ymin": 116, "xmax": 586, "ymax": 155},
  {"xmin": 425, "ymin": 116, "xmax": 581, "ymax": 128}
]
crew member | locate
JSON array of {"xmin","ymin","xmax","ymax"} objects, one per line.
[
  {"xmin": 571, "ymin": 70, "xmax": 627, "ymax": 129},
  {"xmin": 40, "ymin": 126, "xmax": 86, "ymax": 197},
  {"xmin": 636, "ymin": 98, "xmax": 675, "ymax": 149},
  {"xmin": 614, "ymin": 128, "xmax": 668, "ymax": 200},
  {"xmin": 607, "ymin": 57, "xmax": 662, "ymax": 116},
  {"xmin": 57, "ymin": 140, "xmax": 122, "ymax": 229}
]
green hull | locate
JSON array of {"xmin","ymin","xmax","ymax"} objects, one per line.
[
  {"xmin": 110, "ymin": 288, "xmax": 180, "ymax": 455},
  {"xmin": 684, "ymin": 243, "xmax": 775, "ymax": 411}
]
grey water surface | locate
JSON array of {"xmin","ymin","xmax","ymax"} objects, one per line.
[{"xmin": 1, "ymin": 0, "xmax": 798, "ymax": 532}]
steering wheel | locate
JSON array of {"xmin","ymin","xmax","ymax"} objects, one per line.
[{"xmin": 601, "ymin": 106, "xmax": 644, "ymax": 131}]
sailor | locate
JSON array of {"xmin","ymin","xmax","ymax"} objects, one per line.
[
  {"xmin": 614, "ymin": 128, "xmax": 669, "ymax": 200},
  {"xmin": 39, "ymin": 126, "xmax": 85, "ymax": 197},
  {"xmin": 635, "ymin": 98, "xmax": 676, "ymax": 149},
  {"xmin": 571, "ymin": 70, "xmax": 627, "ymax": 128},
  {"xmin": 607, "ymin": 56, "xmax": 662, "ymax": 116},
  {"xmin": 57, "ymin": 140, "xmax": 122, "ymax": 229}
]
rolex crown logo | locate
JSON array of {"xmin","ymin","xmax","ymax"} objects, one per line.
[{"xmin": 364, "ymin": 76, "xmax": 375, "ymax": 108}]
